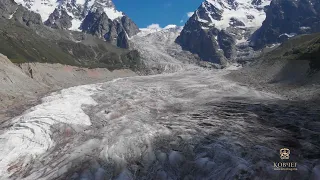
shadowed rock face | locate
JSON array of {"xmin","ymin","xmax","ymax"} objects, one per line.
[
  {"xmin": 45, "ymin": 9, "xmax": 72, "ymax": 29},
  {"xmin": 81, "ymin": 10, "xmax": 112, "ymax": 39},
  {"xmin": 175, "ymin": 16, "xmax": 227, "ymax": 65},
  {"xmin": 121, "ymin": 16, "xmax": 140, "ymax": 37},
  {"xmin": 81, "ymin": 9, "xmax": 139, "ymax": 49},
  {"xmin": 250, "ymin": 0, "xmax": 320, "ymax": 49}
]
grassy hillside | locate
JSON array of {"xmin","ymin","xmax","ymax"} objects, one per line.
[
  {"xmin": 229, "ymin": 32, "xmax": 320, "ymax": 100},
  {"xmin": 260, "ymin": 33, "xmax": 320, "ymax": 71},
  {"xmin": 0, "ymin": 19, "xmax": 143, "ymax": 71}
]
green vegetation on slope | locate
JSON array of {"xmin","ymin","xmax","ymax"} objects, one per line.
[
  {"xmin": 263, "ymin": 33, "xmax": 320, "ymax": 71},
  {"xmin": 0, "ymin": 20, "xmax": 78, "ymax": 65},
  {"xmin": 0, "ymin": 19, "xmax": 143, "ymax": 71}
]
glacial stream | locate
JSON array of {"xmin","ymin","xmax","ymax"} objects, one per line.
[{"xmin": 0, "ymin": 69, "xmax": 319, "ymax": 180}]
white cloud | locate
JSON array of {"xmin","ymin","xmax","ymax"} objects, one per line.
[
  {"xmin": 147, "ymin": 23, "xmax": 162, "ymax": 29},
  {"xmin": 187, "ymin": 12, "xmax": 194, "ymax": 17},
  {"xmin": 180, "ymin": 20, "xmax": 184, "ymax": 23}
]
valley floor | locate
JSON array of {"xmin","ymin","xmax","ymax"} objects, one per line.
[{"xmin": 0, "ymin": 68, "xmax": 319, "ymax": 180}]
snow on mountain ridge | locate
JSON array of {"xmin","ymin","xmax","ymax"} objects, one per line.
[
  {"xmin": 14, "ymin": 0, "xmax": 124, "ymax": 31},
  {"xmin": 138, "ymin": 24, "xmax": 183, "ymax": 37},
  {"xmin": 14, "ymin": 0, "xmax": 58, "ymax": 22},
  {"xmin": 200, "ymin": 0, "xmax": 271, "ymax": 31},
  {"xmin": 176, "ymin": 0, "xmax": 271, "ymax": 64}
]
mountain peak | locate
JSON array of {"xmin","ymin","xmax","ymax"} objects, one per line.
[
  {"xmin": 195, "ymin": 0, "xmax": 271, "ymax": 31},
  {"xmin": 176, "ymin": 0, "xmax": 271, "ymax": 64},
  {"xmin": 14, "ymin": 0, "xmax": 124, "ymax": 31}
]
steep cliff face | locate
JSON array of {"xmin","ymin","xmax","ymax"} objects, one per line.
[
  {"xmin": 250, "ymin": 0, "xmax": 320, "ymax": 49},
  {"xmin": 176, "ymin": 0, "xmax": 271, "ymax": 64},
  {"xmin": 80, "ymin": 10, "xmax": 139, "ymax": 48},
  {"xmin": 13, "ymin": 0, "xmax": 140, "ymax": 48}
]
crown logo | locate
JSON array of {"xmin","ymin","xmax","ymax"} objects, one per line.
[{"xmin": 280, "ymin": 148, "xmax": 290, "ymax": 160}]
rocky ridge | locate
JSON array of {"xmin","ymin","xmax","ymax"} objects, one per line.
[
  {"xmin": 13, "ymin": 0, "xmax": 140, "ymax": 48},
  {"xmin": 250, "ymin": 0, "xmax": 320, "ymax": 49}
]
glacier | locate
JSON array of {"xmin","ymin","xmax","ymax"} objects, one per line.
[{"xmin": 1, "ymin": 67, "xmax": 318, "ymax": 179}]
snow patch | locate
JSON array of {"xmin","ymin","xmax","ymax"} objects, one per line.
[
  {"xmin": 279, "ymin": 33, "xmax": 297, "ymax": 38},
  {"xmin": 300, "ymin": 26, "xmax": 311, "ymax": 30},
  {"xmin": 236, "ymin": 37, "xmax": 247, "ymax": 44},
  {"xmin": 139, "ymin": 24, "xmax": 183, "ymax": 37},
  {"xmin": 187, "ymin": 12, "xmax": 194, "ymax": 17},
  {"xmin": 69, "ymin": 19, "xmax": 82, "ymax": 31},
  {"xmin": 8, "ymin": 8, "xmax": 18, "ymax": 19},
  {"xmin": 164, "ymin": 24, "xmax": 178, "ymax": 29},
  {"xmin": 103, "ymin": 7, "xmax": 123, "ymax": 20},
  {"xmin": 14, "ymin": 0, "xmax": 58, "ymax": 22}
]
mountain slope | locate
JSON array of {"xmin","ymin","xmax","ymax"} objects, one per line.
[
  {"xmin": 0, "ymin": 0, "xmax": 143, "ymax": 71},
  {"xmin": 13, "ymin": 0, "xmax": 140, "ymax": 48},
  {"xmin": 250, "ymin": 0, "xmax": 320, "ymax": 49},
  {"xmin": 230, "ymin": 33, "xmax": 320, "ymax": 100},
  {"xmin": 176, "ymin": 0, "xmax": 271, "ymax": 64}
]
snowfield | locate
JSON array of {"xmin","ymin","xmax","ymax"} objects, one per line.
[{"xmin": 1, "ymin": 68, "xmax": 319, "ymax": 179}]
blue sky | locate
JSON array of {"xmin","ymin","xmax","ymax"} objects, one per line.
[{"xmin": 113, "ymin": 0, "xmax": 203, "ymax": 28}]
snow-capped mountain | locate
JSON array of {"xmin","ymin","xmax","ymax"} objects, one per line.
[
  {"xmin": 14, "ymin": 0, "xmax": 139, "ymax": 48},
  {"xmin": 14, "ymin": 0, "xmax": 120, "ymax": 30},
  {"xmin": 176, "ymin": 0, "xmax": 271, "ymax": 64}
]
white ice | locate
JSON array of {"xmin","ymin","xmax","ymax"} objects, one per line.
[
  {"xmin": 0, "ymin": 85, "xmax": 99, "ymax": 178},
  {"xmin": 103, "ymin": 7, "xmax": 123, "ymax": 20}
]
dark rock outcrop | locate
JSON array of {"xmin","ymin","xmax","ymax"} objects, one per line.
[
  {"xmin": 0, "ymin": 0, "xmax": 18, "ymax": 19},
  {"xmin": 45, "ymin": 8, "xmax": 72, "ymax": 29},
  {"xmin": 81, "ymin": 9, "xmax": 139, "ymax": 49},
  {"xmin": 250, "ymin": 0, "xmax": 320, "ymax": 49},
  {"xmin": 121, "ymin": 16, "xmax": 140, "ymax": 37},
  {"xmin": 218, "ymin": 30, "xmax": 236, "ymax": 59},
  {"xmin": 14, "ymin": 6, "xmax": 43, "ymax": 26},
  {"xmin": 81, "ymin": 10, "xmax": 112, "ymax": 39},
  {"xmin": 175, "ymin": 15, "xmax": 226, "ymax": 64},
  {"xmin": 0, "ymin": 0, "xmax": 42, "ymax": 27}
]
